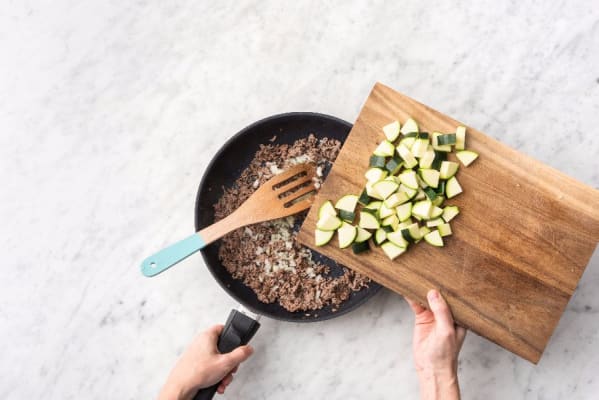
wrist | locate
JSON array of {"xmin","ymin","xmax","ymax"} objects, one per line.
[{"xmin": 417, "ymin": 367, "xmax": 460, "ymax": 400}]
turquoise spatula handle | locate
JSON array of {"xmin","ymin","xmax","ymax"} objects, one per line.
[{"xmin": 141, "ymin": 233, "xmax": 206, "ymax": 277}]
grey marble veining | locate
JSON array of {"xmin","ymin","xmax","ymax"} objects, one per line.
[{"xmin": 1, "ymin": 1, "xmax": 598, "ymax": 399}]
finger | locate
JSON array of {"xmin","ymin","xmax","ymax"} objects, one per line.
[
  {"xmin": 427, "ymin": 290, "xmax": 455, "ymax": 330},
  {"xmin": 405, "ymin": 296, "xmax": 426, "ymax": 315},
  {"xmin": 205, "ymin": 324, "xmax": 225, "ymax": 339},
  {"xmin": 221, "ymin": 345, "xmax": 254, "ymax": 369},
  {"xmin": 222, "ymin": 373, "xmax": 234, "ymax": 386},
  {"xmin": 456, "ymin": 325, "xmax": 467, "ymax": 348},
  {"xmin": 217, "ymin": 383, "xmax": 225, "ymax": 394},
  {"xmin": 231, "ymin": 366, "xmax": 239, "ymax": 374}
]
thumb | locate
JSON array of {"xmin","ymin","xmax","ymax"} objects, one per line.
[
  {"xmin": 220, "ymin": 345, "xmax": 254, "ymax": 369},
  {"xmin": 427, "ymin": 289, "xmax": 454, "ymax": 331}
]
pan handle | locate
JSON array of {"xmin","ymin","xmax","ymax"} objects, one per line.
[
  {"xmin": 140, "ymin": 234, "xmax": 205, "ymax": 277},
  {"xmin": 193, "ymin": 308, "xmax": 261, "ymax": 400}
]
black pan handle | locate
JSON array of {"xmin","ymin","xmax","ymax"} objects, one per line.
[{"xmin": 193, "ymin": 308, "xmax": 261, "ymax": 400}]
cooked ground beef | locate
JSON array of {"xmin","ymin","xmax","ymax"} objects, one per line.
[{"xmin": 213, "ymin": 134, "xmax": 371, "ymax": 312}]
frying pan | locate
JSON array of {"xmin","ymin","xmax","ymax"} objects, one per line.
[{"xmin": 192, "ymin": 112, "xmax": 382, "ymax": 399}]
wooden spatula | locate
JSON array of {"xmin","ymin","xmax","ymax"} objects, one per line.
[{"xmin": 141, "ymin": 163, "xmax": 317, "ymax": 277}]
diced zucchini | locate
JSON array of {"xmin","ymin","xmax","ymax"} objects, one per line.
[
  {"xmin": 412, "ymin": 200, "xmax": 433, "ymax": 219},
  {"xmin": 352, "ymin": 240, "xmax": 371, "ymax": 254},
  {"xmin": 387, "ymin": 230, "xmax": 408, "ymax": 248},
  {"xmin": 401, "ymin": 118, "xmax": 419, "ymax": 135},
  {"xmin": 358, "ymin": 189, "xmax": 372, "ymax": 206},
  {"xmin": 395, "ymin": 202, "xmax": 412, "ymax": 222},
  {"xmin": 436, "ymin": 181, "xmax": 446, "ymax": 196},
  {"xmin": 373, "ymin": 140, "xmax": 395, "ymax": 157},
  {"xmin": 401, "ymin": 223, "xmax": 422, "ymax": 241},
  {"xmin": 424, "ymin": 187, "xmax": 437, "ymax": 201},
  {"xmin": 430, "ymin": 206, "xmax": 443, "ymax": 219},
  {"xmin": 431, "ymin": 150, "xmax": 448, "ymax": 169},
  {"xmin": 439, "ymin": 161, "xmax": 459, "ymax": 179},
  {"xmin": 456, "ymin": 150, "xmax": 479, "ymax": 167},
  {"xmin": 445, "ymin": 176, "xmax": 463, "ymax": 199},
  {"xmin": 365, "ymin": 201, "xmax": 382, "ymax": 210},
  {"xmin": 399, "ymin": 184, "xmax": 418, "ymax": 199},
  {"xmin": 382, "ymin": 214, "xmax": 399, "ymax": 231},
  {"xmin": 411, "ymin": 138, "xmax": 429, "ymax": 158},
  {"xmin": 335, "ymin": 195, "xmax": 358, "ymax": 212},
  {"xmin": 359, "ymin": 211, "xmax": 380, "ymax": 230},
  {"xmin": 355, "ymin": 227, "xmax": 373, "ymax": 242},
  {"xmin": 418, "ymin": 132, "xmax": 430, "ymax": 139},
  {"xmin": 378, "ymin": 203, "xmax": 395, "ymax": 219},
  {"xmin": 397, "ymin": 220, "xmax": 412, "ymax": 230},
  {"xmin": 437, "ymin": 134, "xmax": 456, "ymax": 145},
  {"xmin": 381, "ymin": 225, "xmax": 394, "ymax": 233},
  {"xmin": 374, "ymin": 228, "xmax": 387, "ymax": 245},
  {"xmin": 372, "ymin": 180, "xmax": 399, "ymax": 200},
  {"xmin": 399, "ymin": 136, "xmax": 416, "ymax": 149},
  {"xmin": 396, "ymin": 144, "xmax": 418, "ymax": 168},
  {"xmin": 432, "ymin": 132, "xmax": 452, "ymax": 152},
  {"xmin": 424, "ymin": 230, "xmax": 444, "ymax": 247},
  {"xmin": 414, "ymin": 188, "xmax": 426, "ymax": 200},
  {"xmin": 438, "ymin": 223, "xmax": 452, "ymax": 237},
  {"xmin": 318, "ymin": 201, "xmax": 336, "ymax": 219},
  {"xmin": 384, "ymin": 191, "xmax": 409, "ymax": 208},
  {"xmin": 419, "ymin": 226, "xmax": 431, "ymax": 239},
  {"xmin": 419, "ymin": 169, "xmax": 440, "ymax": 188},
  {"xmin": 365, "ymin": 167, "xmax": 388, "ymax": 182},
  {"xmin": 426, "ymin": 218, "xmax": 444, "ymax": 227},
  {"xmin": 455, "ymin": 126, "xmax": 466, "ymax": 150},
  {"xmin": 399, "ymin": 170, "xmax": 418, "ymax": 189},
  {"xmin": 369, "ymin": 155, "xmax": 387, "ymax": 169},
  {"xmin": 419, "ymin": 146, "xmax": 436, "ymax": 168},
  {"xmin": 383, "ymin": 121, "xmax": 401, "ymax": 142},
  {"xmin": 337, "ymin": 222, "xmax": 357, "ymax": 248},
  {"xmin": 442, "ymin": 205, "xmax": 460, "ymax": 222},
  {"xmin": 338, "ymin": 210, "xmax": 355, "ymax": 222},
  {"xmin": 315, "ymin": 229, "xmax": 335, "ymax": 246},
  {"xmin": 365, "ymin": 181, "xmax": 384, "ymax": 200},
  {"xmin": 317, "ymin": 215, "xmax": 343, "ymax": 231},
  {"xmin": 385, "ymin": 154, "xmax": 403, "ymax": 174},
  {"xmin": 431, "ymin": 196, "xmax": 445, "ymax": 207},
  {"xmin": 381, "ymin": 242, "xmax": 407, "ymax": 260}
]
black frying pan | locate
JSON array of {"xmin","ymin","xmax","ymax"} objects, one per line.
[{"xmin": 188, "ymin": 113, "xmax": 381, "ymax": 399}]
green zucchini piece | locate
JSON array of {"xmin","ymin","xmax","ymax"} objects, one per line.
[
  {"xmin": 381, "ymin": 242, "xmax": 407, "ymax": 260},
  {"xmin": 337, "ymin": 222, "xmax": 357, "ymax": 248},
  {"xmin": 402, "ymin": 223, "xmax": 422, "ymax": 241},
  {"xmin": 400, "ymin": 184, "xmax": 418, "ymax": 199},
  {"xmin": 335, "ymin": 194, "xmax": 359, "ymax": 212},
  {"xmin": 352, "ymin": 240, "xmax": 371, "ymax": 254},
  {"xmin": 402, "ymin": 132, "xmax": 418, "ymax": 138},
  {"xmin": 438, "ymin": 223, "xmax": 452, "ymax": 237},
  {"xmin": 385, "ymin": 154, "xmax": 403, "ymax": 174},
  {"xmin": 382, "ymin": 225, "xmax": 394, "ymax": 232},
  {"xmin": 378, "ymin": 203, "xmax": 395, "ymax": 219},
  {"xmin": 387, "ymin": 230, "xmax": 408, "ymax": 248},
  {"xmin": 437, "ymin": 133, "xmax": 456, "ymax": 145},
  {"xmin": 374, "ymin": 228, "xmax": 387, "ymax": 245},
  {"xmin": 383, "ymin": 121, "xmax": 401, "ymax": 142},
  {"xmin": 412, "ymin": 200, "xmax": 433, "ymax": 219},
  {"xmin": 455, "ymin": 126, "xmax": 466, "ymax": 150},
  {"xmin": 365, "ymin": 181, "xmax": 384, "ymax": 200},
  {"xmin": 424, "ymin": 187, "xmax": 437, "ymax": 201},
  {"xmin": 373, "ymin": 140, "xmax": 395, "ymax": 157},
  {"xmin": 431, "ymin": 150, "xmax": 448, "ymax": 170},
  {"xmin": 396, "ymin": 144, "xmax": 418, "ymax": 168},
  {"xmin": 396, "ymin": 202, "xmax": 412, "ymax": 222},
  {"xmin": 384, "ymin": 192, "xmax": 409, "ymax": 208},
  {"xmin": 315, "ymin": 229, "xmax": 335, "ymax": 246},
  {"xmin": 424, "ymin": 230, "xmax": 444, "ymax": 247},
  {"xmin": 358, "ymin": 189, "xmax": 372, "ymax": 206},
  {"xmin": 419, "ymin": 226, "xmax": 431, "ymax": 239},
  {"xmin": 431, "ymin": 196, "xmax": 445, "ymax": 207},
  {"xmin": 358, "ymin": 211, "xmax": 380, "ymax": 230},
  {"xmin": 414, "ymin": 188, "xmax": 426, "ymax": 201},
  {"xmin": 432, "ymin": 132, "xmax": 452, "ymax": 152},
  {"xmin": 411, "ymin": 138, "xmax": 429, "ymax": 158},
  {"xmin": 419, "ymin": 169, "xmax": 440, "ymax": 188},
  {"xmin": 439, "ymin": 161, "xmax": 459, "ymax": 179},
  {"xmin": 365, "ymin": 167, "xmax": 388, "ymax": 182},
  {"xmin": 365, "ymin": 201, "xmax": 382, "ymax": 210},
  {"xmin": 355, "ymin": 226, "xmax": 373, "ymax": 242},
  {"xmin": 417, "ymin": 132, "xmax": 430, "ymax": 139},
  {"xmin": 442, "ymin": 205, "xmax": 460, "ymax": 222},
  {"xmin": 382, "ymin": 214, "xmax": 399, "ymax": 231},
  {"xmin": 318, "ymin": 200, "xmax": 337, "ymax": 219},
  {"xmin": 430, "ymin": 206, "xmax": 443, "ymax": 219},
  {"xmin": 456, "ymin": 150, "xmax": 479, "ymax": 167},
  {"xmin": 436, "ymin": 181, "xmax": 446, "ymax": 196},
  {"xmin": 419, "ymin": 146, "xmax": 436, "ymax": 169},
  {"xmin": 445, "ymin": 176, "xmax": 463, "ymax": 199},
  {"xmin": 426, "ymin": 218, "xmax": 444, "ymax": 228},
  {"xmin": 369, "ymin": 155, "xmax": 387, "ymax": 168},
  {"xmin": 316, "ymin": 215, "xmax": 343, "ymax": 231},
  {"xmin": 401, "ymin": 118, "xmax": 419, "ymax": 135},
  {"xmin": 399, "ymin": 170, "xmax": 418, "ymax": 189},
  {"xmin": 338, "ymin": 210, "xmax": 355, "ymax": 222},
  {"xmin": 372, "ymin": 180, "xmax": 399, "ymax": 200}
]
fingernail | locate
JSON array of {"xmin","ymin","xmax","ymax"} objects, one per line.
[{"xmin": 428, "ymin": 290, "xmax": 438, "ymax": 302}]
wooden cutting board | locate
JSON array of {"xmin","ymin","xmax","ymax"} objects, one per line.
[{"xmin": 297, "ymin": 82, "xmax": 599, "ymax": 363}]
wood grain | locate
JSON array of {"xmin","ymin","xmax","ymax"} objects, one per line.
[{"xmin": 297, "ymin": 83, "xmax": 599, "ymax": 363}]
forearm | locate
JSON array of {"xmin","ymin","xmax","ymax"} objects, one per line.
[{"xmin": 417, "ymin": 370, "xmax": 460, "ymax": 400}]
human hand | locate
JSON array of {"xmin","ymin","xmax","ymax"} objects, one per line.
[
  {"xmin": 158, "ymin": 325, "xmax": 254, "ymax": 400},
  {"xmin": 406, "ymin": 290, "xmax": 466, "ymax": 400}
]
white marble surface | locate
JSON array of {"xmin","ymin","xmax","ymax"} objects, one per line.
[{"xmin": 1, "ymin": 1, "xmax": 598, "ymax": 399}]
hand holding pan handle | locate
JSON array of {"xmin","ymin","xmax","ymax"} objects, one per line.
[{"xmin": 193, "ymin": 308, "xmax": 261, "ymax": 400}]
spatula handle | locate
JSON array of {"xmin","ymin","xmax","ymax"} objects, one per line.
[{"xmin": 140, "ymin": 234, "xmax": 205, "ymax": 277}]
